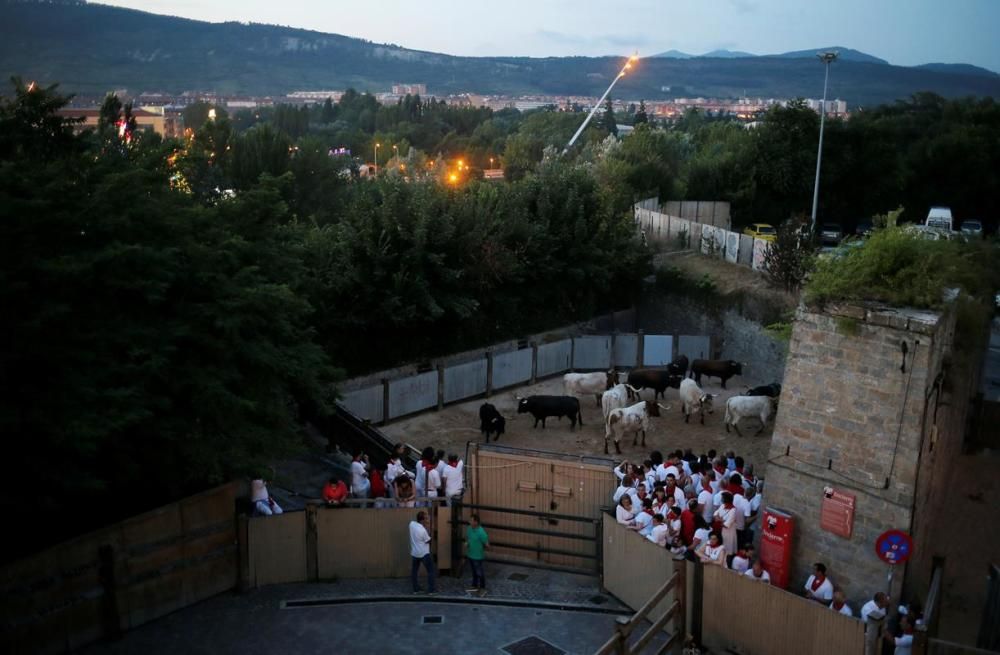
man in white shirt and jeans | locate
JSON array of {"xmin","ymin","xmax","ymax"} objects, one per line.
[
  {"xmin": 441, "ymin": 454, "xmax": 465, "ymax": 506},
  {"xmin": 409, "ymin": 511, "xmax": 436, "ymax": 594}
]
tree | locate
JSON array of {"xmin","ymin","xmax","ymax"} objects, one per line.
[
  {"xmin": 634, "ymin": 100, "xmax": 648, "ymax": 125},
  {"xmin": 603, "ymin": 98, "xmax": 618, "ymax": 136},
  {"xmin": 763, "ymin": 222, "xmax": 814, "ymax": 292}
]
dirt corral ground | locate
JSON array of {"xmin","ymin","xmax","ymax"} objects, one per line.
[{"xmin": 381, "ymin": 375, "xmax": 774, "ymax": 478}]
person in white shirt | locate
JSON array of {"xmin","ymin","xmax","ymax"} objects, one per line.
[
  {"xmin": 613, "ymin": 460, "xmax": 631, "ymax": 482},
  {"xmin": 634, "ymin": 498, "xmax": 656, "ymax": 537},
  {"xmin": 888, "ymin": 616, "xmax": 915, "ymax": 655},
  {"xmin": 697, "ymin": 477, "xmax": 715, "ymax": 525},
  {"xmin": 425, "ymin": 459, "xmax": 442, "ymax": 501},
  {"xmin": 666, "ymin": 505, "xmax": 683, "ymax": 539},
  {"xmin": 350, "ymin": 451, "xmax": 370, "ymax": 498},
  {"xmin": 616, "ymin": 496, "xmax": 638, "ymax": 528},
  {"xmin": 697, "ymin": 532, "xmax": 726, "ymax": 566},
  {"xmin": 804, "ymin": 562, "xmax": 835, "ymax": 603},
  {"xmin": 730, "ymin": 548, "xmax": 751, "ymax": 573},
  {"xmin": 409, "ymin": 511, "xmax": 436, "ymax": 594},
  {"xmin": 647, "ymin": 514, "xmax": 670, "ymax": 547},
  {"xmin": 860, "ymin": 592, "xmax": 890, "ymax": 623},
  {"xmin": 830, "ymin": 590, "xmax": 854, "ymax": 617},
  {"xmin": 385, "ymin": 455, "xmax": 410, "ymax": 499},
  {"xmin": 744, "ymin": 561, "xmax": 770, "ymax": 583},
  {"xmin": 690, "ymin": 515, "xmax": 711, "ymax": 555},
  {"xmin": 441, "ymin": 454, "xmax": 465, "ymax": 505},
  {"xmin": 664, "ymin": 476, "xmax": 685, "ymax": 508},
  {"xmin": 250, "ymin": 476, "xmax": 283, "ymax": 516}
]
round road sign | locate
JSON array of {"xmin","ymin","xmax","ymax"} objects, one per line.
[{"xmin": 875, "ymin": 529, "xmax": 913, "ymax": 565}]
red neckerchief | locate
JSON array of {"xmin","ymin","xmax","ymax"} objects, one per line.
[
  {"xmin": 811, "ymin": 575, "xmax": 826, "ymax": 591},
  {"xmin": 643, "ymin": 508, "xmax": 654, "ymax": 516},
  {"xmin": 714, "ymin": 464, "xmax": 726, "ymax": 476},
  {"xmin": 833, "ymin": 600, "xmax": 846, "ymax": 610},
  {"xmin": 701, "ymin": 479, "xmax": 712, "ymax": 492},
  {"xmin": 423, "ymin": 461, "xmax": 436, "ymax": 471},
  {"xmin": 728, "ymin": 483, "xmax": 744, "ymax": 497},
  {"xmin": 448, "ymin": 461, "xmax": 459, "ymax": 468}
]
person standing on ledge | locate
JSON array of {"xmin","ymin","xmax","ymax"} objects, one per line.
[
  {"xmin": 409, "ymin": 511, "xmax": 436, "ymax": 594},
  {"xmin": 465, "ymin": 513, "xmax": 490, "ymax": 596}
]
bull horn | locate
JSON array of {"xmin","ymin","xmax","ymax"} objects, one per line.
[
  {"xmin": 513, "ymin": 393, "xmax": 523, "ymax": 401},
  {"xmin": 657, "ymin": 403, "xmax": 671, "ymax": 411},
  {"xmin": 626, "ymin": 384, "xmax": 641, "ymax": 393}
]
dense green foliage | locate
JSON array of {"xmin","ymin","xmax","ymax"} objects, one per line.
[
  {"xmin": 3, "ymin": 1, "xmax": 1000, "ymax": 103},
  {"xmin": 804, "ymin": 227, "xmax": 1000, "ymax": 309}
]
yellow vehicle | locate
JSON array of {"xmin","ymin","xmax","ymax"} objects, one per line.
[{"xmin": 743, "ymin": 223, "xmax": 777, "ymax": 242}]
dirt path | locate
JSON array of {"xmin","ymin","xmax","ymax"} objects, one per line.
[{"xmin": 380, "ymin": 375, "xmax": 773, "ymax": 479}]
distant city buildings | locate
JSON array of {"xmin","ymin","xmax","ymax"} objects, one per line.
[
  {"xmin": 55, "ymin": 107, "xmax": 180, "ymax": 139},
  {"xmin": 392, "ymin": 83, "xmax": 427, "ymax": 96}
]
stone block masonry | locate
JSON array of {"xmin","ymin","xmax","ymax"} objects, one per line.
[{"xmin": 764, "ymin": 302, "xmax": 955, "ymax": 608}]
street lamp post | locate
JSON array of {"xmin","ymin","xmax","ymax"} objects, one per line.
[
  {"xmin": 809, "ymin": 51, "xmax": 838, "ymax": 237},
  {"xmin": 374, "ymin": 142, "xmax": 380, "ymax": 175},
  {"xmin": 565, "ymin": 54, "xmax": 638, "ymax": 151}
]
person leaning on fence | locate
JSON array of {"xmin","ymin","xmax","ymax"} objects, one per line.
[
  {"xmin": 697, "ymin": 531, "xmax": 726, "ymax": 566},
  {"xmin": 860, "ymin": 592, "xmax": 890, "ymax": 623},
  {"xmin": 322, "ymin": 477, "xmax": 348, "ymax": 507},
  {"xmin": 616, "ymin": 495, "xmax": 638, "ymax": 528},
  {"xmin": 647, "ymin": 514, "xmax": 669, "ymax": 547},
  {"xmin": 385, "ymin": 452, "xmax": 410, "ymax": 500},
  {"xmin": 250, "ymin": 474, "xmax": 283, "ymax": 516},
  {"xmin": 830, "ymin": 590, "xmax": 854, "ymax": 617},
  {"xmin": 744, "ymin": 560, "xmax": 770, "ymax": 583},
  {"xmin": 441, "ymin": 454, "xmax": 464, "ymax": 506},
  {"xmin": 409, "ymin": 511, "xmax": 436, "ymax": 594},
  {"xmin": 394, "ymin": 474, "xmax": 416, "ymax": 508},
  {"xmin": 465, "ymin": 513, "xmax": 489, "ymax": 596}
]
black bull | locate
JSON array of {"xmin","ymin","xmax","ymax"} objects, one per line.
[{"xmin": 516, "ymin": 395, "xmax": 582, "ymax": 429}]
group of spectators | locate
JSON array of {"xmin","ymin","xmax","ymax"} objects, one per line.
[
  {"xmin": 612, "ymin": 448, "xmax": 763, "ymax": 572},
  {"xmin": 322, "ymin": 444, "xmax": 466, "ymax": 508}
]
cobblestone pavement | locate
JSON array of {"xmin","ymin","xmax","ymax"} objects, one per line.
[{"xmin": 82, "ymin": 564, "xmax": 672, "ymax": 655}]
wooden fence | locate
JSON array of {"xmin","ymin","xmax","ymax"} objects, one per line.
[
  {"xmin": 243, "ymin": 501, "xmax": 452, "ymax": 588},
  {"xmin": 0, "ymin": 481, "xmax": 243, "ymax": 655},
  {"xmin": 701, "ymin": 563, "xmax": 865, "ymax": 655}
]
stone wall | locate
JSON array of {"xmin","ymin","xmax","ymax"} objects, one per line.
[
  {"xmin": 638, "ymin": 291, "xmax": 789, "ymax": 385},
  {"xmin": 763, "ymin": 302, "xmax": 955, "ymax": 608}
]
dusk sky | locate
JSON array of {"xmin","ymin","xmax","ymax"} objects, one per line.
[{"xmin": 98, "ymin": 0, "xmax": 1000, "ymax": 72}]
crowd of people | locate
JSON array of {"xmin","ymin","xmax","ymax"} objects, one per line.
[
  {"xmin": 612, "ymin": 448, "xmax": 763, "ymax": 572},
  {"xmin": 321, "ymin": 444, "xmax": 466, "ymax": 508}
]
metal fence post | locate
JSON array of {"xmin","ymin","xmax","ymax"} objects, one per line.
[
  {"xmin": 636, "ymin": 330, "xmax": 644, "ymax": 367},
  {"xmin": 570, "ymin": 337, "xmax": 577, "ymax": 371},
  {"xmin": 437, "ymin": 364, "xmax": 445, "ymax": 410},
  {"xmin": 673, "ymin": 555, "xmax": 687, "ymax": 655},
  {"xmin": 530, "ymin": 342, "xmax": 538, "ymax": 384},
  {"xmin": 381, "ymin": 378, "xmax": 390, "ymax": 425},
  {"xmin": 485, "ymin": 352, "xmax": 494, "ymax": 398}
]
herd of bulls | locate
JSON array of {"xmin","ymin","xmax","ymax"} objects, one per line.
[{"xmin": 478, "ymin": 355, "xmax": 783, "ymax": 455}]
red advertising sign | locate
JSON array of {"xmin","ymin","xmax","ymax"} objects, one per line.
[
  {"xmin": 820, "ymin": 487, "xmax": 856, "ymax": 539},
  {"xmin": 759, "ymin": 507, "xmax": 794, "ymax": 589}
]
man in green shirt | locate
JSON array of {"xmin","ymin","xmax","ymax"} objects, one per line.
[{"xmin": 465, "ymin": 513, "xmax": 489, "ymax": 595}]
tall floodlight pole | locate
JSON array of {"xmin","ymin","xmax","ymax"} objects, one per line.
[
  {"xmin": 809, "ymin": 51, "xmax": 838, "ymax": 236},
  {"xmin": 565, "ymin": 54, "xmax": 639, "ymax": 151},
  {"xmin": 374, "ymin": 142, "xmax": 380, "ymax": 175}
]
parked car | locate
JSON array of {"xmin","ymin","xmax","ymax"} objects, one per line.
[
  {"xmin": 960, "ymin": 220, "xmax": 983, "ymax": 238},
  {"xmin": 743, "ymin": 223, "xmax": 777, "ymax": 242},
  {"xmin": 925, "ymin": 206, "xmax": 953, "ymax": 231},
  {"xmin": 820, "ymin": 223, "xmax": 843, "ymax": 245}
]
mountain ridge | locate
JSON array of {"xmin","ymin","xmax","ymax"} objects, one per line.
[{"xmin": 1, "ymin": 1, "xmax": 998, "ymax": 106}]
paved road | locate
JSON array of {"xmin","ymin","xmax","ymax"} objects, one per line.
[{"xmin": 83, "ymin": 564, "xmax": 671, "ymax": 655}]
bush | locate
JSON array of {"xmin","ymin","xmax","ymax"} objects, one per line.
[
  {"xmin": 804, "ymin": 227, "xmax": 1000, "ymax": 309},
  {"xmin": 764, "ymin": 222, "xmax": 815, "ymax": 292}
]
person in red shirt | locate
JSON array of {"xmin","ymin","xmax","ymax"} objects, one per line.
[
  {"xmin": 680, "ymin": 498, "xmax": 697, "ymax": 545},
  {"xmin": 322, "ymin": 477, "xmax": 348, "ymax": 506}
]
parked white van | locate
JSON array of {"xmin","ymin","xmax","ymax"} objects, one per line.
[{"xmin": 925, "ymin": 206, "xmax": 953, "ymax": 231}]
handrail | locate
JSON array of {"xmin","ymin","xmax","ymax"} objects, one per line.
[
  {"xmin": 460, "ymin": 501, "xmax": 602, "ymax": 523},
  {"xmin": 594, "ymin": 560, "xmax": 685, "ymax": 655},
  {"xmin": 617, "ymin": 570, "xmax": 680, "ymax": 637}
]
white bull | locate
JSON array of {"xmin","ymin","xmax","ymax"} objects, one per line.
[
  {"xmin": 601, "ymin": 383, "xmax": 630, "ymax": 421},
  {"xmin": 724, "ymin": 395, "xmax": 778, "ymax": 437},
  {"xmin": 564, "ymin": 371, "xmax": 616, "ymax": 407},
  {"xmin": 605, "ymin": 400, "xmax": 667, "ymax": 455},
  {"xmin": 679, "ymin": 378, "xmax": 716, "ymax": 425}
]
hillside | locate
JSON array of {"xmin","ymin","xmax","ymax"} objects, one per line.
[{"xmin": 2, "ymin": 1, "xmax": 1000, "ymax": 105}]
